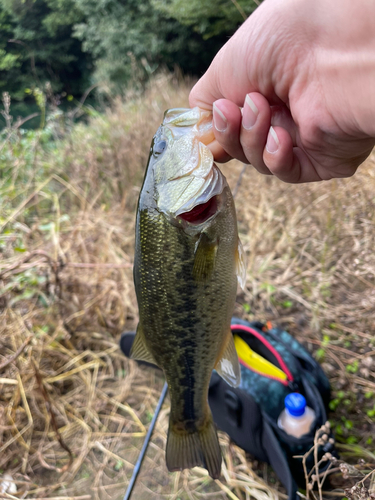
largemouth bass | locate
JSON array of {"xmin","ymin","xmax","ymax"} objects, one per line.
[{"xmin": 132, "ymin": 107, "xmax": 246, "ymax": 479}]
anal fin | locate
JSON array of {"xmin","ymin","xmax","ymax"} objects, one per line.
[
  {"xmin": 130, "ymin": 323, "xmax": 158, "ymax": 366},
  {"xmin": 214, "ymin": 330, "xmax": 241, "ymax": 387}
]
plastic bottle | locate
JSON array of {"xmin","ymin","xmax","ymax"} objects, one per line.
[{"xmin": 277, "ymin": 393, "xmax": 315, "ymax": 438}]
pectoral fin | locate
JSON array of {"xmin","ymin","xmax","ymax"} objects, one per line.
[
  {"xmin": 193, "ymin": 233, "xmax": 218, "ymax": 282},
  {"xmin": 214, "ymin": 330, "xmax": 241, "ymax": 387},
  {"xmin": 236, "ymin": 237, "xmax": 247, "ymax": 290},
  {"xmin": 130, "ymin": 324, "xmax": 158, "ymax": 366}
]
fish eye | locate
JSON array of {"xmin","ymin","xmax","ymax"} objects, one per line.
[{"xmin": 153, "ymin": 140, "xmax": 167, "ymax": 157}]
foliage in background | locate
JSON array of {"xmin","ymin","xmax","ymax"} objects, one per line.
[
  {"xmin": 73, "ymin": 0, "xmax": 226, "ymax": 94},
  {"xmin": 151, "ymin": 0, "xmax": 259, "ymax": 38},
  {"xmin": 0, "ymin": 0, "xmax": 92, "ymax": 101},
  {"xmin": 0, "ymin": 0, "xmax": 262, "ymax": 111}
]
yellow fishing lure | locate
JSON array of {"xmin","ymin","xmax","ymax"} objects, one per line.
[{"xmin": 233, "ymin": 335, "xmax": 287, "ymax": 380}]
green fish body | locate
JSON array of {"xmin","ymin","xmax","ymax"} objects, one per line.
[{"xmin": 132, "ymin": 108, "xmax": 246, "ymax": 479}]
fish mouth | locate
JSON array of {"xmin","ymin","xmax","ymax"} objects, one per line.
[
  {"xmin": 154, "ymin": 107, "xmax": 227, "ymax": 220},
  {"xmin": 156, "ymin": 157, "xmax": 226, "ymax": 220},
  {"xmin": 178, "ymin": 196, "xmax": 218, "ymax": 225}
]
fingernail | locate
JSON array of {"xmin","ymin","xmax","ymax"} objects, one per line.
[
  {"xmin": 266, "ymin": 126, "xmax": 280, "ymax": 153},
  {"xmin": 213, "ymin": 102, "xmax": 227, "ymax": 132},
  {"xmin": 242, "ymin": 94, "xmax": 258, "ymax": 130}
]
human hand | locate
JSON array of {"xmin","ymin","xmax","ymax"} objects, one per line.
[{"xmin": 189, "ymin": 0, "xmax": 375, "ymax": 183}]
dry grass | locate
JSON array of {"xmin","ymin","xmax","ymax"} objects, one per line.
[{"xmin": 1, "ymin": 73, "xmax": 375, "ymax": 499}]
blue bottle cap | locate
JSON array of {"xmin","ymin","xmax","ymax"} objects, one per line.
[{"xmin": 285, "ymin": 393, "xmax": 306, "ymax": 417}]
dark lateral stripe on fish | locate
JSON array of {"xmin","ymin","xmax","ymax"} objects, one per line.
[{"xmin": 178, "ymin": 337, "xmax": 197, "ymax": 423}]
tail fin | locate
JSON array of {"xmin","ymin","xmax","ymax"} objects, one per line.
[{"xmin": 166, "ymin": 416, "xmax": 222, "ymax": 479}]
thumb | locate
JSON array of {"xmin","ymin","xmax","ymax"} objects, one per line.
[
  {"xmin": 189, "ymin": 18, "xmax": 258, "ymax": 110},
  {"xmin": 189, "ymin": 0, "xmax": 293, "ymax": 110}
]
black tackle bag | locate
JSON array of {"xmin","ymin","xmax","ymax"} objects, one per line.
[{"xmin": 208, "ymin": 318, "xmax": 338, "ymax": 499}]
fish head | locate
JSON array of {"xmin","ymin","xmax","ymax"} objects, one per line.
[{"xmin": 146, "ymin": 107, "xmax": 228, "ymax": 228}]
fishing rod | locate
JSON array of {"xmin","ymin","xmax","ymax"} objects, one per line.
[{"xmin": 123, "ymin": 381, "xmax": 168, "ymax": 500}]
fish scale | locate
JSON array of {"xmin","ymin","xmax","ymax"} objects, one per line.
[{"xmin": 132, "ymin": 107, "xmax": 246, "ymax": 478}]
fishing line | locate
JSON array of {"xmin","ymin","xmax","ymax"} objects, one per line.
[{"xmin": 123, "ymin": 381, "xmax": 168, "ymax": 500}]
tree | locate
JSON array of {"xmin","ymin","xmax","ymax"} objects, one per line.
[
  {"xmin": 0, "ymin": 0, "xmax": 92, "ymax": 102},
  {"xmin": 151, "ymin": 0, "xmax": 259, "ymax": 39},
  {"xmin": 0, "ymin": 0, "xmax": 262, "ymax": 109},
  {"xmin": 73, "ymin": 0, "xmax": 229, "ymax": 93}
]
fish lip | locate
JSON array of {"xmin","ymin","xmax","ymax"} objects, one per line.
[{"xmin": 162, "ymin": 107, "xmax": 204, "ymax": 127}]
